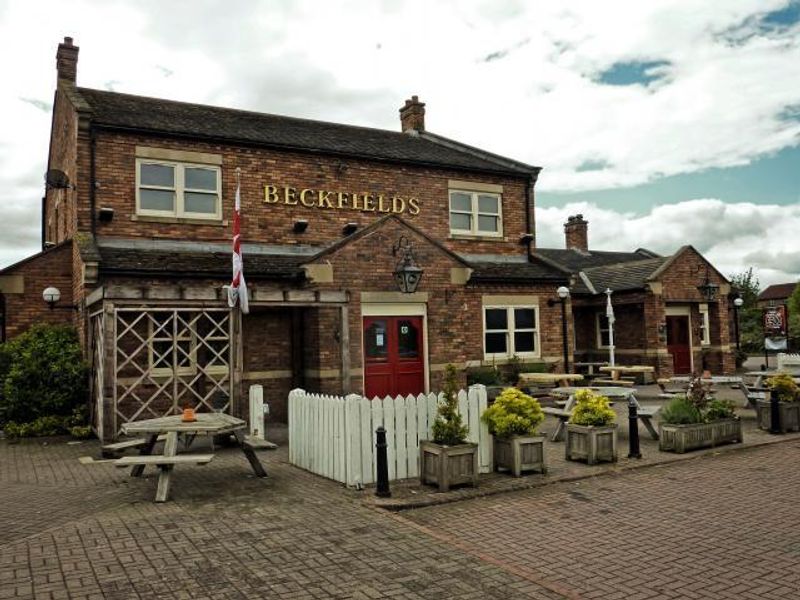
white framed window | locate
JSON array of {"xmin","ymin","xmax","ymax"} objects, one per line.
[
  {"xmin": 483, "ymin": 306, "xmax": 539, "ymax": 359},
  {"xmin": 699, "ymin": 304, "xmax": 710, "ymax": 346},
  {"xmin": 596, "ymin": 314, "xmax": 611, "ymax": 349},
  {"xmin": 136, "ymin": 159, "xmax": 222, "ymax": 219},
  {"xmin": 449, "ymin": 190, "xmax": 502, "ymax": 237}
]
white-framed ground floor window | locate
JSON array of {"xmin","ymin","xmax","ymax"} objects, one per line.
[{"xmin": 483, "ymin": 304, "xmax": 540, "ymax": 359}]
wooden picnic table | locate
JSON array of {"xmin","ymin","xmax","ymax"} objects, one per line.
[
  {"xmin": 574, "ymin": 361, "xmax": 609, "ymax": 376},
  {"xmin": 599, "ymin": 365, "xmax": 655, "ymax": 382},
  {"xmin": 517, "ymin": 372, "xmax": 584, "ymax": 388},
  {"xmin": 118, "ymin": 413, "xmax": 267, "ymax": 502},
  {"xmin": 544, "ymin": 386, "xmax": 660, "ymax": 442}
]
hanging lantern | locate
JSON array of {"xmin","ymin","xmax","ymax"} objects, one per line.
[
  {"xmin": 392, "ymin": 236, "xmax": 423, "ymax": 294},
  {"xmin": 697, "ymin": 267, "xmax": 719, "ymax": 302}
]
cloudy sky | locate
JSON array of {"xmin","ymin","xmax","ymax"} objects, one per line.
[{"xmin": 1, "ymin": 0, "xmax": 799, "ymax": 287}]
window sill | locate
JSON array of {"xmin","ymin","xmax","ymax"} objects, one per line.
[
  {"xmin": 132, "ymin": 215, "xmax": 228, "ymax": 226},
  {"xmin": 449, "ymin": 233, "xmax": 507, "ymax": 242}
]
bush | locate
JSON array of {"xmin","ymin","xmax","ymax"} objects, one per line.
[
  {"xmin": 481, "ymin": 387, "xmax": 544, "ymax": 439},
  {"xmin": 466, "ymin": 366, "xmax": 502, "ymax": 387},
  {"xmin": 705, "ymin": 399, "xmax": 736, "ymax": 421},
  {"xmin": 0, "ymin": 324, "xmax": 89, "ymax": 425},
  {"xmin": 569, "ymin": 389, "xmax": 616, "ymax": 427},
  {"xmin": 765, "ymin": 373, "xmax": 798, "ymax": 402},
  {"xmin": 661, "ymin": 397, "xmax": 703, "ymax": 425},
  {"xmin": 431, "ymin": 364, "xmax": 469, "ymax": 445}
]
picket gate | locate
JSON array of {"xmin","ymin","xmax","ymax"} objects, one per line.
[{"xmin": 288, "ymin": 385, "xmax": 492, "ymax": 486}]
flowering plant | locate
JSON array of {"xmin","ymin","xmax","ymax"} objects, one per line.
[
  {"xmin": 481, "ymin": 387, "xmax": 544, "ymax": 439},
  {"xmin": 569, "ymin": 389, "xmax": 616, "ymax": 427}
]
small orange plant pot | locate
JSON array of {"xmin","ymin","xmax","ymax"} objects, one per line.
[{"xmin": 181, "ymin": 406, "xmax": 197, "ymax": 422}]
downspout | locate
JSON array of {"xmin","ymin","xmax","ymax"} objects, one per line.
[{"xmin": 524, "ymin": 170, "xmax": 540, "ymax": 261}]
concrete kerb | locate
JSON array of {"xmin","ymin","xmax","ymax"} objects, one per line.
[{"xmin": 365, "ymin": 430, "xmax": 800, "ymax": 512}]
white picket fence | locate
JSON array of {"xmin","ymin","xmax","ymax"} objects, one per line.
[
  {"xmin": 777, "ymin": 353, "xmax": 800, "ymax": 370},
  {"xmin": 288, "ymin": 385, "xmax": 492, "ymax": 487}
]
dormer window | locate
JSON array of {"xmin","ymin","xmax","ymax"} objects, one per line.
[{"xmin": 136, "ymin": 159, "xmax": 221, "ymax": 219}]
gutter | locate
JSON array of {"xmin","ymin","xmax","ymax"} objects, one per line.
[{"xmin": 90, "ymin": 125, "xmax": 97, "ymax": 236}]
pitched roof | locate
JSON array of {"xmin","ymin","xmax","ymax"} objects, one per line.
[
  {"xmin": 758, "ymin": 282, "xmax": 798, "ymax": 301},
  {"xmin": 533, "ymin": 248, "xmax": 659, "ymax": 272},
  {"xmin": 75, "ymin": 87, "xmax": 539, "ymax": 177},
  {"xmin": 465, "ymin": 255, "xmax": 569, "ymax": 283},
  {"xmin": 579, "ymin": 257, "xmax": 670, "ymax": 293}
]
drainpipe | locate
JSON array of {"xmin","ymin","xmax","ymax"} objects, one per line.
[{"xmin": 524, "ymin": 172, "xmax": 539, "ymax": 260}]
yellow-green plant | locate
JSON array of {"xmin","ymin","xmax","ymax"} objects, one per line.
[
  {"xmin": 569, "ymin": 388, "xmax": 616, "ymax": 427},
  {"xmin": 481, "ymin": 387, "xmax": 544, "ymax": 439},
  {"xmin": 765, "ymin": 373, "xmax": 799, "ymax": 402}
]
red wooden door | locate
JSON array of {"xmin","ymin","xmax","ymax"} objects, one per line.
[
  {"xmin": 666, "ymin": 316, "xmax": 692, "ymax": 374},
  {"xmin": 363, "ymin": 316, "xmax": 424, "ymax": 398}
]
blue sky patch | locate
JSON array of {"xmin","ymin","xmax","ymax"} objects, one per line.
[
  {"xmin": 597, "ymin": 60, "xmax": 670, "ymax": 86},
  {"xmin": 761, "ymin": 2, "xmax": 800, "ymax": 28}
]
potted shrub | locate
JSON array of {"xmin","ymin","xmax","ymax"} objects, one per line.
[
  {"xmin": 481, "ymin": 387, "xmax": 546, "ymax": 476},
  {"xmin": 659, "ymin": 377, "xmax": 742, "ymax": 453},
  {"xmin": 565, "ymin": 389, "xmax": 618, "ymax": 464},
  {"xmin": 757, "ymin": 374, "xmax": 800, "ymax": 433},
  {"xmin": 420, "ymin": 364, "xmax": 478, "ymax": 491}
]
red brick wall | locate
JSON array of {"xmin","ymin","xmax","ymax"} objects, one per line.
[
  {"xmin": 88, "ymin": 131, "xmax": 531, "ymax": 255},
  {"xmin": 44, "ymin": 88, "xmax": 80, "ymax": 245},
  {"xmin": 1, "ymin": 242, "xmax": 75, "ymax": 339}
]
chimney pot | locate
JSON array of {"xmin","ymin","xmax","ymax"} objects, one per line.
[
  {"xmin": 564, "ymin": 214, "xmax": 589, "ymax": 252},
  {"xmin": 56, "ymin": 36, "xmax": 79, "ymax": 85},
  {"xmin": 399, "ymin": 95, "xmax": 426, "ymax": 132}
]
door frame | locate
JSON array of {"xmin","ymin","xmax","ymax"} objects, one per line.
[
  {"xmin": 361, "ymin": 302, "xmax": 429, "ymax": 395},
  {"xmin": 665, "ymin": 306, "xmax": 693, "ymax": 373}
]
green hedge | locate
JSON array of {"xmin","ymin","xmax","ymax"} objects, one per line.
[{"xmin": 0, "ymin": 324, "xmax": 89, "ymax": 426}]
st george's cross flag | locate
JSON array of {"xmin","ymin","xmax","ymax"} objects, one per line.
[{"xmin": 227, "ymin": 170, "xmax": 249, "ymax": 314}]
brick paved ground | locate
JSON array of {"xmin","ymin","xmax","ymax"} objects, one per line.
[
  {"xmin": 401, "ymin": 441, "xmax": 800, "ymax": 599},
  {"xmin": 0, "ymin": 432, "xmax": 563, "ymax": 600},
  {"xmin": 2, "ymin": 381, "xmax": 799, "ymax": 599}
]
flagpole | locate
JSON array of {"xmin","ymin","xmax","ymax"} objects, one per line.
[{"xmin": 606, "ymin": 288, "xmax": 616, "ymax": 367}]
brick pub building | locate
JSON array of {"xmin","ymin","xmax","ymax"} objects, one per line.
[{"xmin": 0, "ymin": 39, "xmax": 735, "ymax": 441}]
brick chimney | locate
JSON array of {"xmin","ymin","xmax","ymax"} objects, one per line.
[
  {"xmin": 399, "ymin": 95, "xmax": 425, "ymax": 132},
  {"xmin": 564, "ymin": 214, "xmax": 589, "ymax": 252},
  {"xmin": 56, "ymin": 36, "xmax": 79, "ymax": 85}
]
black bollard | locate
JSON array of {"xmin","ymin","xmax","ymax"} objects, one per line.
[
  {"xmin": 628, "ymin": 397, "xmax": 642, "ymax": 459},
  {"xmin": 375, "ymin": 426, "xmax": 391, "ymax": 497},
  {"xmin": 769, "ymin": 392, "xmax": 782, "ymax": 435}
]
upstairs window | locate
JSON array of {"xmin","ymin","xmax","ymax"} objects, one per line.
[
  {"xmin": 136, "ymin": 159, "xmax": 221, "ymax": 219},
  {"xmin": 449, "ymin": 190, "xmax": 502, "ymax": 237}
]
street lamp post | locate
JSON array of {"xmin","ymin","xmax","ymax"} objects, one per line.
[
  {"xmin": 549, "ymin": 286, "xmax": 571, "ymax": 373},
  {"xmin": 733, "ymin": 296, "xmax": 744, "ymax": 353}
]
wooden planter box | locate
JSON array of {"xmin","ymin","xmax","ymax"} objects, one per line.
[
  {"xmin": 756, "ymin": 401, "xmax": 800, "ymax": 433},
  {"xmin": 419, "ymin": 440, "xmax": 478, "ymax": 492},
  {"xmin": 659, "ymin": 419, "xmax": 742, "ymax": 453},
  {"xmin": 494, "ymin": 435, "xmax": 547, "ymax": 477},
  {"xmin": 565, "ymin": 424, "xmax": 617, "ymax": 465}
]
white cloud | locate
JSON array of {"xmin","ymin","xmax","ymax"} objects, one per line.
[
  {"xmin": 0, "ymin": 0, "xmax": 798, "ymax": 286},
  {"xmin": 535, "ymin": 199, "xmax": 800, "ymax": 287}
]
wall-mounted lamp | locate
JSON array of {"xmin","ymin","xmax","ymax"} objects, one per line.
[
  {"xmin": 44, "ymin": 169, "xmax": 74, "ymax": 190},
  {"xmin": 392, "ymin": 235, "xmax": 423, "ymax": 294},
  {"xmin": 342, "ymin": 222, "xmax": 358, "ymax": 236},
  {"xmin": 519, "ymin": 233, "xmax": 534, "ymax": 245},
  {"xmin": 98, "ymin": 207, "xmax": 114, "ymax": 223},
  {"xmin": 696, "ymin": 266, "xmax": 719, "ymax": 302},
  {"xmin": 42, "ymin": 286, "xmax": 76, "ymax": 311},
  {"xmin": 293, "ymin": 219, "xmax": 309, "ymax": 233}
]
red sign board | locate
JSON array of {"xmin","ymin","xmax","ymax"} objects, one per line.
[{"xmin": 763, "ymin": 305, "xmax": 787, "ymax": 334}]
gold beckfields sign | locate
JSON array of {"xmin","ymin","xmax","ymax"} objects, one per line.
[{"xmin": 265, "ymin": 185, "xmax": 420, "ymax": 215}]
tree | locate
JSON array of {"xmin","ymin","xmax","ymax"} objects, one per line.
[
  {"xmin": 728, "ymin": 268, "xmax": 762, "ymax": 354},
  {"xmin": 788, "ymin": 282, "xmax": 800, "ymax": 351}
]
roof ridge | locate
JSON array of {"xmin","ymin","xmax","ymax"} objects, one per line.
[
  {"xmin": 420, "ymin": 131, "xmax": 540, "ymax": 175},
  {"xmin": 77, "ymin": 86, "xmax": 415, "ymax": 139}
]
